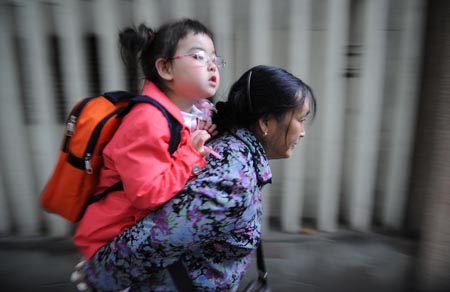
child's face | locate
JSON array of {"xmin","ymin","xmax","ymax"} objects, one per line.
[{"xmin": 169, "ymin": 32, "xmax": 221, "ymax": 101}]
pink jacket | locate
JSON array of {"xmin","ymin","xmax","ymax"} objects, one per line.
[{"xmin": 74, "ymin": 81, "xmax": 206, "ymax": 258}]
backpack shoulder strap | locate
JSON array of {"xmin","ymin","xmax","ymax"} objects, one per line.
[
  {"xmin": 83, "ymin": 92, "xmax": 182, "ymax": 210},
  {"xmin": 125, "ymin": 95, "xmax": 182, "ymax": 154},
  {"xmin": 103, "ymin": 90, "xmax": 136, "ymax": 103}
]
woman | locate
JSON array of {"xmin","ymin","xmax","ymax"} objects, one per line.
[{"xmin": 76, "ymin": 65, "xmax": 316, "ymax": 291}]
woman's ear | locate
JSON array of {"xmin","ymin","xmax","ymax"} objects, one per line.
[
  {"xmin": 155, "ymin": 58, "xmax": 173, "ymax": 81},
  {"xmin": 257, "ymin": 117, "xmax": 270, "ymax": 136}
]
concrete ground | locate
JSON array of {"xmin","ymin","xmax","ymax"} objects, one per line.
[{"xmin": 0, "ymin": 227, "xmax": 419, "ymax": 292}]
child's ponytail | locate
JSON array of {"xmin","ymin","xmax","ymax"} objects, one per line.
[{"xmin": 119, "ymin": 24, "xmax": 154, "ymax": 75}]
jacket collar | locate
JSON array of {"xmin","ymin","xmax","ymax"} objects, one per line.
[
  {"xmin": 230, "ymin": 128, "xmax": 272, "ymax": 187},
  {"xmin": 141, "ymin": 80, "xmax": 185, "ymax": 125}
]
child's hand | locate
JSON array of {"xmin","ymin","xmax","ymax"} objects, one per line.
[
  {"xmin": 190, "ymin": 129, "xmax": 212, "ymax": 157},
  {"xmin": 198, "ymin": 120, "xmax": 218, "ymax": 137}
]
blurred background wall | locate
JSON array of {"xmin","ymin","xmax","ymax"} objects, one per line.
[{"xmin": 0, "ymin": 0, "xmax": 449, "ymax": 290}]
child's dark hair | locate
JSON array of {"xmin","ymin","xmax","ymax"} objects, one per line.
[
  {"xmin": 213, "ymin": 65, "xmax": 316, "ymax": 134},
  {"xmin": 119, "ymin": 18, "xmax": 214, "ymax": 92}
]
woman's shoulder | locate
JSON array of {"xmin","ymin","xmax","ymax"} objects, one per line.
[
  {"xmin": 203, "ymin": 133, "xmax": 260, "ymax": 179},
  {"xmin": 207, "ymin": 129, "xmax": 271, "ymax": 185},
  {"xmin": 210, "ymin": 133, "xmax": 254, "ymax": 161},
  {"xmin": 212, "ymin": 129, "xmax": 263, "ymax": 158}
]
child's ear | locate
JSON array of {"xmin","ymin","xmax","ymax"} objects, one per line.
[{"xmin": 155, "ymin": 58, "xmax": 173, "ymax": 81}]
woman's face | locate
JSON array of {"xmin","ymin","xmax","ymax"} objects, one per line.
[{"xmin": 262, "ymin": 98, "xmax": 310, "ymax": 160}]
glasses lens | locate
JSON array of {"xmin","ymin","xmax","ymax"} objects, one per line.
[
  {"xmin": 215, "ymin": 57, "xmax": 226, "ymax": 69},
  {"xmin": 193, "ymin": 51, "xmax": 208, "ymax": 64}
]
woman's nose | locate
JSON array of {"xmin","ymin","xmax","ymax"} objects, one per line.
[{"xmin": 300, "ymin": 126, "xmax": 306, "ymax": 138}]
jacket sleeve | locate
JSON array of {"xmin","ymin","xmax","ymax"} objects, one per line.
[{"xmin": 105, "ymin": 103, "xmax": 206, "ymax": 210}]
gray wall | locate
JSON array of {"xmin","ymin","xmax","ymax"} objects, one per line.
[{"xmin": 0, "ymin": 0, "xmax": 426, "ymax": 236}]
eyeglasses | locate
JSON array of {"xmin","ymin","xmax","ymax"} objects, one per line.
[{"xmin": 171, "ymin": 51, "xmax": 226, "ymax": 69}]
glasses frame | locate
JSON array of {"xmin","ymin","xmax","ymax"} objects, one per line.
[{"xmin": 171, "ymin": 51, "xmax": 226, "ymax": 69}]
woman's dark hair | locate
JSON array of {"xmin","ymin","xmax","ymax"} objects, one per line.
[
  {"xmin": 119, "ymin": 18, "xmax": 214, "ymax": 92},
  {"xmin": 213, "ymin": 65, "xmax": 316, "ymax": 134}
]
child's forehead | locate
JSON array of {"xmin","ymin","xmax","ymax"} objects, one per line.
[{"xmin": 176, "ymin": 32, "xmax": 214, "ymax": 50}]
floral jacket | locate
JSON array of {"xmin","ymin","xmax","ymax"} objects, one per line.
[{"xmin": 83, "ymin": 128, "xmax": 272, "ymax": 292}]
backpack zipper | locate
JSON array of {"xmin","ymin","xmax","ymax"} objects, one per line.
[
  {"xmin": 63, "ymin": 97, "xmax": 96, "ymax": 152},
  {"xmin": 65, "ymin": 115, "xmax": 77, "ymax": 136},
  {"xmin": 84, "ymin": 153, "xmax": 93, "ymax": 174},
  {"xmin": 83, "ymin": 106, "xmax": 126, "ymax": 174}
]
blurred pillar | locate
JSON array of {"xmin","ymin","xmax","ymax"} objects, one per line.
[
  {"xmin": 22, "ymin": 1, "xmax": 68, "ymax": 237},
  {"xmin": 0, "ymin": 2, "xmax": 52, "ymax": 236},
  {"xmin": 133, "ymin": 0, "xmax": 160, "ymax": 28},
  {"xmin": 39, "ymin": 0, "xmax": 89, "ymax": 236},
  {"xmin": 93, "ymin": 0, "xmax": 125, "ymax": 91},
  {"xmin": 413, "ymin": 1, "xmax": 450, "ymax": 291},
  {"xmin": 0, "ymin": 168, "xmax": 8, "ymax": 234},
  {"xmin": 316, "ymin": 0, "xmax": 349, "ymax": 232},
  {"xmin": 54, "ymin": 0, "xmax": 88, "ymax": 114},
  {"xmin": 170, "ymin": 0, "xmax": 195, "ymax": 19},
  {"xmin": 249, "ymin": 0, "xmax": 271, "ymax": 232},
  {"xmin": 349, "ymin": 0, "xmax": 388, "ymax": 231},
  {"xmin": 340, "ymin": 0, "xmax": 364, "ymax": 228},
  {"xmin": 280, "ymin": 0, "xmax": 312, "ymax": 233},
  {"xmin": 380, "ymin": 0, "xmax": 425, "ymax": 229},
  {"xmin": 133, "ymin": 0, "xmax": 160, "ymax": 92},
  {"xmin": 249, "ymin": 0, "xmax": 271, "ymax": 67},
  {"xmin": 0, "ymin": 7, "xmax": 13, "ymax": 235},
  {"xmin": 210, "ymin": 0, "xmax": 233, "ymax": 98}
]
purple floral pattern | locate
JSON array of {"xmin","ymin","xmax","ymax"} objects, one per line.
[{"xmin": 82, "ymin": 128, "xmax": 272, "ymax": 291}]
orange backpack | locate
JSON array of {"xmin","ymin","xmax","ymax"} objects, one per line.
[{"xmin": 40, "ymin": 91, "xmax": 181, "ymax": 223}]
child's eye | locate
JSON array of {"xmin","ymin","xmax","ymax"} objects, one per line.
[{"xmin": 193, "ymin": 52, "xmax": 207, "ymax": 61}]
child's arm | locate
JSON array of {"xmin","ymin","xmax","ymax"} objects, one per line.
[{"xmin": 106, "ymin": 104, "xmax": 206, "ymax": 211}]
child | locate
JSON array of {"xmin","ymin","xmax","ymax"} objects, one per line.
[{"xmin": 73, "ymin": 18, "xmax": 224, "ymax": 260}]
